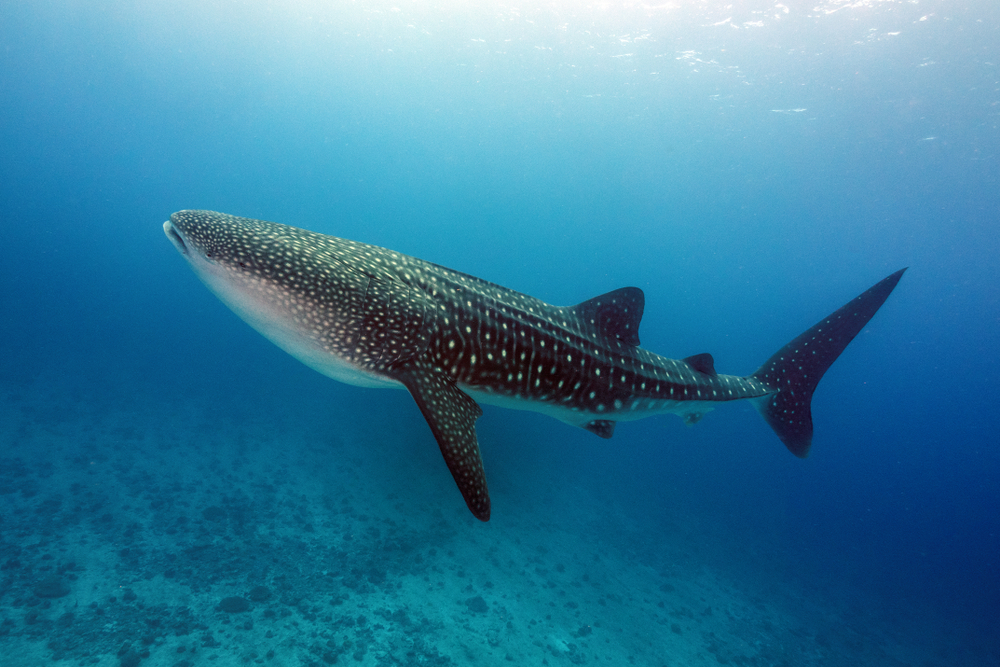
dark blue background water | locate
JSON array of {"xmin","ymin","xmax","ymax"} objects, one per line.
[{"xmin": 2, "ymin": 0, "xmax": 998, "ymax": 659}]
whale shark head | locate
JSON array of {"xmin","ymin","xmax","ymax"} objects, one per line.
[{"xmin": 163, "ymin": 210, "xmax": 398, "ymax": 388}]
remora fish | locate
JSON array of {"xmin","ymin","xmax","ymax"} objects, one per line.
[{"xmin": 163, "ymin": 210, "xmax": 905, "ymax": 521}]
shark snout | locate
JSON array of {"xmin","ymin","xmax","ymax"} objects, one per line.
[{"xmin": 163, "ymin": 220, "xmax": 189, "ymax": 256}]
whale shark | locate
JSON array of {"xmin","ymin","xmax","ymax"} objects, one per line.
[{"xmin": 164, "ymin": 210, "xmax": 905, "ymax": 521}]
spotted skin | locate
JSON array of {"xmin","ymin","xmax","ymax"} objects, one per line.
[
  {"xmin": 395, "ymin": 365, "xmax": 488, "ymax": 519},
  {"xmin": 751, "ymin": 268, "xmax": 907, "ymax": 457},
  {"xmin": 163, "ymin": 210, "xmax": 905, "ymax": 521}
]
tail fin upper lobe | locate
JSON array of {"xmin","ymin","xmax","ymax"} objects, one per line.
[{"xmin": 752, "ymin": 268, "xmax": 906, "ymax": 457}]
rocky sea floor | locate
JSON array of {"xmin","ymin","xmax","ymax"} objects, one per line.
[{"xmin": 0, "ymin": 375, "xmax": 990, "ymax": 667}]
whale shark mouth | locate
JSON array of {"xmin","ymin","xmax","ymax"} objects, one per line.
[{"xmin": 163, "ymin": 221, "xmax": 189, "ymax": 256}]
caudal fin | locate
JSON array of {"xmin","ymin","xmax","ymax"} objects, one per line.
[{"xmin": 752, "ymin": 269, "xmax": 906, "ymax": 457}]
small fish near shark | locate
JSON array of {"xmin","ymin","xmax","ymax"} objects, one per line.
[{"xmin": 164, "ymin": 210, "xmax": 905, "ymax": 521}]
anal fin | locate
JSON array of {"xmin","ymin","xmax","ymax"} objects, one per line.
[
  {"xmin": 583, "ymin": 419, "xmax": 616, "ymax": 439},
  {"xmin": 683, "ymin": 412, "xmax": 705, "ymax": 426},
  {"xmin": 392, "ymin": 364, "xmax": 490, "ymax": 521}
]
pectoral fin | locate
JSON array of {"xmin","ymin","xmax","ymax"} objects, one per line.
[{"xmin": 393, "ymin": 364, "xmax": 490, "ymax": 521}]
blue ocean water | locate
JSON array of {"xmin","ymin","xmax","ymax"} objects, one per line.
[{"xmin": 1, "ymin": 1, "xmax": 997, "ymax": 665}]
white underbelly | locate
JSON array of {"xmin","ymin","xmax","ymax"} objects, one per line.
[
  {"xmin": 192, "ymin": 256, "xmax": 401, "ymax": 390},
  {"xmin": 461, "ymin": 383, "xmax": 716, "ymax": 427}
]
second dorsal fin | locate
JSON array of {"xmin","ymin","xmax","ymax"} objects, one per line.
[
  {"xmin": 573, "ymin": 287, "xmax": 645, "ymax": 346},
  {"xmin": 683, "ymin": 353, "xmax": 717, "ymax": 376}
]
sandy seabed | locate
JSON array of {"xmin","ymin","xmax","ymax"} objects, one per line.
[{"xmin": 0, "ymin": 374, "xmax": 988, "ymax": 667}]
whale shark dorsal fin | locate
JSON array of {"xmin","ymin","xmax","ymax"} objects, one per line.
[
  {"xmin": 573, "ymin": 287, "xmax": 645, "ymax": 346},
  {"xmin": 392, "ymin": 363, "xmax": 490, "ymax": 521},
  {"xmin": 683, "ymin": 353, "xmax": 717, "ymax": 376}
]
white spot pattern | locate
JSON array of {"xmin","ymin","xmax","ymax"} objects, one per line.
[{"xmin": 166, "ymin": 211, "xmax": 900, "ymax": 516}]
